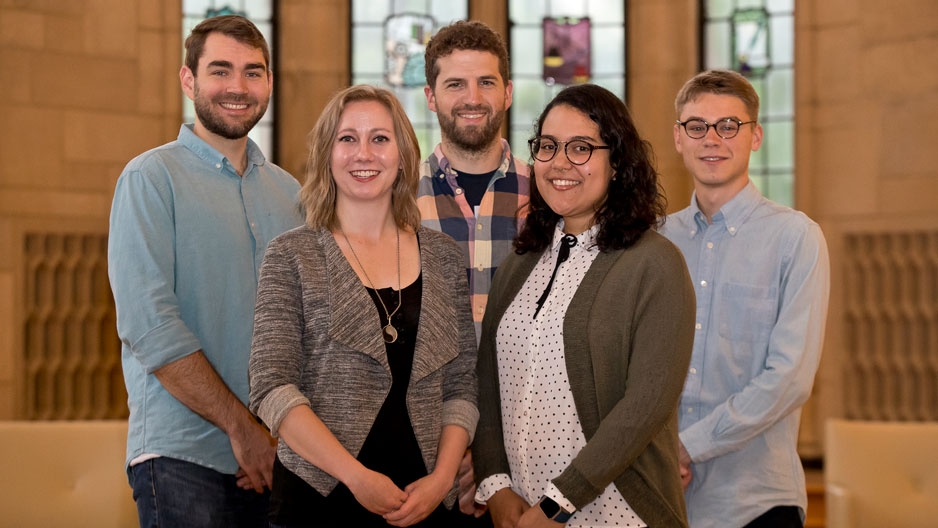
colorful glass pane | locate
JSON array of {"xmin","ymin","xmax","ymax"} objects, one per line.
[{"xmin": 703, "ymin": 0, "xmax": 794, "ymax": 207}]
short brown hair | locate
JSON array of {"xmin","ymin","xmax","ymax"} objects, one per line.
[
  {"xmin": 674, "ymin": 69, "xmax": 760, "ymax": 120},
  {"xmin": 299, "ymin": 85, "xmax": 422, "ymax": 231},
  {"xmin": 184, "ymin": 15, "xmax": 270, "ymax": 73},
  {"xmin": 424, "ymin": 20, "xmax": 509, "ymax": 89}
]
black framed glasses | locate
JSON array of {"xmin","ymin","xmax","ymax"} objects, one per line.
[
  {"xmin": 676, "ymin": 117, "xmax": 756, "ymax": 139},
  {"xmin": 529, "ymin": 137, "xmax": 610, "ymax": 165}
]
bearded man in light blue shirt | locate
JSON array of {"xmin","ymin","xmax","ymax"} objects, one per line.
[
  {"xmin": 108, "ymin": 15, "xmax": 302, "ymax": 527},
  {"xmin": 661, "ymin": 69, "xmax": 830, "ymax": 528}
]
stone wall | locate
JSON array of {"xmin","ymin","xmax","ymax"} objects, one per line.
[{"xmin": 0, "ymin": 0, "xmax": 182, "ymax": 417}]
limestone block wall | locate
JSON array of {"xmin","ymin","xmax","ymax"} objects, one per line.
[
  {"xmin": 797, "ymin": 0, "xmax": 938, "ymax": 456},
  {"xmin": 0, "ymin": 1, "xmax": 182, "ymax": 418}
]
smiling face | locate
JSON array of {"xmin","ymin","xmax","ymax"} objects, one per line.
[
  {"xmin": 674, "ymin": 92, "xmax": 762, "ymax": 196},
  {"xmin": 535, "ymin": 104, "xmax": 615, "ymax": 235},
  {"xmin": 180, "ymin": 32, "xmax": 271, "ymax": 141},
  {"xmin": 425, "ymin": 49, "xmax": 512, "ymax": 153},
  {"xmin": 330, "ymin": 100, "xmax": 401, "ymax": 207}
]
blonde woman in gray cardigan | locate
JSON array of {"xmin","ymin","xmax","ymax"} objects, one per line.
[
  {"xmin": 249, "ymin": 85, "xmax": 478, "ymax": 527},
  {"xmin": 473, "ymin": 85, "xmax": 696, "ymax": 528}
]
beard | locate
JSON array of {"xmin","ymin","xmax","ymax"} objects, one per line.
[
  {"xmin": 193, "ymin": 82, "xmax": 269, "ymax": 140},
  {"xmin": 437, "ymin": 104, "xmax": 506, "ymax": 152}
]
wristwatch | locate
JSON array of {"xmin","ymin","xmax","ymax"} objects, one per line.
[{"xmin": 538, "ymin": 496, "xmax": 574, "ymax": 523}]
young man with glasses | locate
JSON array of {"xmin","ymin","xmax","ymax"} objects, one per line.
[{"xmin": 661, "ymin": 69, "xmax": 831, "ymax": 528}]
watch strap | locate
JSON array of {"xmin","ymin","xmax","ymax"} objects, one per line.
[{"xmin": 538, "ymin": 496, "xmax": 574, "ymax": 523}]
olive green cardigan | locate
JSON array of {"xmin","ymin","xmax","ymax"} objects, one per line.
[{"xmin": 474, "ymin": 229, "xmax": 695, "ymax": 527}]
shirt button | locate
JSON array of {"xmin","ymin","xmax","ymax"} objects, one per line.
[
  {"xmin": 706, "ymin": 242, "xmax": 714, "ymax": 249},
  {"xmin": 695, "ymin": 323, "xmax": 702, "ymax": 330},
  {"xmin": 215, "ymin": 163, "xmax": 222, "ymax": 169},
  {"xmin": 477, "ymin": 265, "xmax": 484, "ymax": 271},
  {"xmin": 689, "ymin": 367, "xmax": 697, "ymax": 374},
  {"xmin": 700, "ymin": 280, "xmax": 708, "ymax": 287},
  {"xmin": 686, "ymin": 407, "xmax": 693, "ymax": 413},
  {"xmin": 476, "ymin": 223, "xmax": 483, "ymax": 230},
  {"xmin": 455, "ymin": 188, "xmax": 464, "ymax": 195},
  {"xmin": 729, "ymin": 226, "xmax": 736, "ymax": 233},
  {"xmin": 477, "ymin": 307, "xmax": 484, "ymax": 315}
]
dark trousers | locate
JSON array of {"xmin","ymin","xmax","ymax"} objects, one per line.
[
  {"xmin": 743, "ymin": 505, "xmax": 803, "ymax": 528},
  {"xmin": 128, "ymin": 457, "xmax": 269, "ymax": 528}
]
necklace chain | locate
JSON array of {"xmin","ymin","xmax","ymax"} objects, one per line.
[{"xmin": 339, "ymin": 226, "xmax": 402, "ymax": 343}]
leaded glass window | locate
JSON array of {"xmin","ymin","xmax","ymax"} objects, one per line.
[
  {"xmin": 703, "ymin": 0, "xmax": 794, "ymax": 206},
  {"xmin": 351, "ymin": 1, "xmax": 469, "ymax": 159},
  {"xmin": 509, "ymin": 0, "xmax": 626, "ymax": 153},
  {"xmin": 182, "ymin": 1, "xmax": 276, "ymax": 159}
]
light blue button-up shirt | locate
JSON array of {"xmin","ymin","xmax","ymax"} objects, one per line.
[
  {"xmin": 108, "ymin": 124, "xmax": 303, "ymax": 473},
  {"xmin": 660, "ymin": 182, "xmax": 830, "ymax": 528}
]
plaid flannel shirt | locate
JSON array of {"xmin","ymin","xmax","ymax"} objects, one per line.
[{"xmin": 417, "ymin": 139, "xmax": 530, "ymax": 339}]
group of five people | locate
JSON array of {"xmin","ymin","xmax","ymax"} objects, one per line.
[{"xmin": 108, "ymin": 14, "xmax": 829, "ymax": 528}]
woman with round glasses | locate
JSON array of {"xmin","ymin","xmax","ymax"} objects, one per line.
[{"xmin": 473, "ymin": 84, "xmax": 696, "ymax": 527}]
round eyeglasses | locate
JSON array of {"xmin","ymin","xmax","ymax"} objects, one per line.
[
  {"xmin": 676, "ymin": 117, "xmax": 756, "ymax": 139},
  {"xmin": 528, "ymin": 137, "xmax": 611, "ymax": 165}
]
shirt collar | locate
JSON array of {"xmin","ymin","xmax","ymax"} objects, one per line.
[
  {"xmin": 177, "ymin": 123, "xmax": 266, "ymax": 174},
  {"xmin": 431, "ymin": 138, "xmax": 514, "ymax": 178},
  {"xmin": 690, "ymin": 180, "xmax": 762, "ymax": 237},
  {"xmin": 547, "ymin": 220, "xmax": 600, "ymax": 259}
]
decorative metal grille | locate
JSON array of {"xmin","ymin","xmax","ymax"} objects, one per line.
[
  {"xmin": 22, "ymin": 233, "xmax": 126, "ymax": 420},
  {"xmin": 843, "ymin": 230, "xmax": 938, "ymax": 421}
]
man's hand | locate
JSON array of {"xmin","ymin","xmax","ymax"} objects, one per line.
[
  {"xmin": 679, "ymin": 441, "xmax": 693, "ymax": 491},
  {"xmin": 230, "ymin": 418, "xmax": 276, "ymax": 493},
  {"xmin": 153, "ymin": 352, "xmax": 275, "ymax": 493},
  {"xmin": 487, "ymin": 487, "xmax": 529, "ymax": 528}
]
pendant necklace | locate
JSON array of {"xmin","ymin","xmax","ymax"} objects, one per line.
[{"xmin": 339, "ymin": 226, "xmax": 402, "ymax": 343}]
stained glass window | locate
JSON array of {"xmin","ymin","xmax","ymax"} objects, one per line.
[
  {"xmin": 351, "ymin": 1, "xmax": 469, "ymax": 159},
  {"xmin": 509, "ymin": 0, "xmax": 626, "ymax": 153},
  {"xmin": 182, "ymin": 1, "xmax": 276, "ymax": 159},
  {"xmin": 703, "ymin": 0, "xmax": 794, "ymax": 206}
]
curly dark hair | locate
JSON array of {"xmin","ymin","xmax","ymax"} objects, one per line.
[
  {"xmin": 515, "ymin": 84, "xmax": 666, "ymax": 254},
  {"xmin": 424, "ymin": 20, "xmax": 509, "ymax": 89}
]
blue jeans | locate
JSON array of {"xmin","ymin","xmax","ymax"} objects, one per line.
[{"xmin": 128, "ymin": 457, "xmax": 269, "ymax": 528}]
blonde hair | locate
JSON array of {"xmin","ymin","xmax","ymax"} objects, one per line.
[
  {"xmin": 674, "ymin": 69, "xmax": 760, "ymax": 120},
  {"xmin": 299, "ymin": 85, "xmax": 422, "ymax": 230}
]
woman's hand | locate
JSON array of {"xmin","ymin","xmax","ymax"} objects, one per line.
[
  {"xmin": 383, "ymin": 470, "xmax": 451, "ymax": 526},
  {"xmin": 517, "ymin": 503, "xmax": 566, "ymax": 528},
  {"xmin": 487, "ymin": 487, "xmax": 530, "ymax": 528},
  {"xmin": 345, "ymin": 468, "xmax": 408, "ymax": 515}
]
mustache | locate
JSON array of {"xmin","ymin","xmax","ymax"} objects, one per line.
[
  {"xmin": 453, "ymin": 104, "xmax": 490, "ymax": 114},
  {"xmin": 213, "ymin": 94, "xmax": 253, "ymax": 103}
]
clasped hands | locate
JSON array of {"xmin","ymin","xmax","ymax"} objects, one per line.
[{"xmin": 349, "ymin": 467, "xmax": 452, "ymax": 527}]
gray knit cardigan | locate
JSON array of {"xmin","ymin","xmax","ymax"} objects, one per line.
[
  {"xmin": 474, "ymin": 229, "xmax": 695, "ymax": 527},
  {"xmin": 249, "ymin": 225, "xmax": 479, "ymax": 507}
]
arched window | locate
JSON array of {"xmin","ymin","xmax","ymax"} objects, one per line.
[
  {"xmin": 182, "ymin": 1, "xmax": 276, "ymax": 159},
  {"xmin": 702, "ymin": 0, "xmax": 794, "ymax": 206}
]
